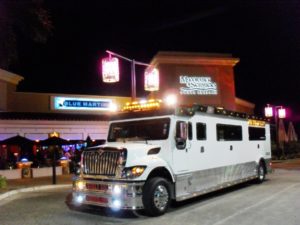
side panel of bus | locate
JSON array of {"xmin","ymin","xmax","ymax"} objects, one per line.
[{"xmin": 174, "ymin": 114, "xmax": 270, "ymax": 201}]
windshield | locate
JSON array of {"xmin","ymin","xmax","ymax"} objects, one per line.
[{"xmin": 108, "ymin": 118, "xmax": 170, "ymax": 142}]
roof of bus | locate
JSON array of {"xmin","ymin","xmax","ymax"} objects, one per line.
[{"xmin": 109, "ymin": 104, "xmax": 268, "ymax": 123}]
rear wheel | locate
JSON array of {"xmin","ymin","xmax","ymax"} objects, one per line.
[
  {"xmin": 142, "ymin": 177, "xmax": 171, "ymax": 216},
  {"xmin": 256, "ymin": 162, "xmax": 265, "ymax": 183}
]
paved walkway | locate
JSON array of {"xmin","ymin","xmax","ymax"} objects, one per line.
[
  {"xmin": 0, "ymin": 158, "xmax": 299, "ymax": 201},
  {"xmin": 272, "ymin": 158, "xmax": 300, "ymax": 170},
  {"xmin": 0, "ymin": 174, "xmax": 73, "ymax": 201}
]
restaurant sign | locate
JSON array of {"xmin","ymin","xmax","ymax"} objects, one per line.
[
  {"xmin": 52, "ymin": 96, "xmax": 112, "ymax": 111},
  {"xmin": 179, "ymin": 75, "xmax": 218, "ymax": 95}
]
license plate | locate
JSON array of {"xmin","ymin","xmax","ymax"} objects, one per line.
[
  {"xmin": 86, "ymin": 195, "xmax": 108, "ymax": 204},
  {"xmin": 86, "ymin": 183, "xmax": 108, "ymax": 191}
]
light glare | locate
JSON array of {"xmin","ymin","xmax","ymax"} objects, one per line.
[
  {"xmin": 165, "ymin": 94, "xmax": 177, "ymax": 106},
  {"xmin": 109, "ymin": 103, "xmax": 118, "ymax": 112},
  {"xmin": 76, "ymin": 195, "xmax": 84, "ymax": 203},
  {"xmin": 77, "ymin": 181, "xmax": 85, "ymax": 190},
  {"xmin": 113, "ymin": 185, "xmax": 122, "ymax": 195},
  {"xmin": 112, "ymin": 199, "xmax": 122, "ymax": 209}
]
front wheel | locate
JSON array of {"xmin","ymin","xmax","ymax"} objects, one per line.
[{"xmin": 142, "ymin": 177, "xmax": 171, "ymax": 216}]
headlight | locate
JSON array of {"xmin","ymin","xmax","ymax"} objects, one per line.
[
  {"xmin": 121, "ymin": 166, "xmax": 146, "ymax": 179},
  {"xmin": 74, "ymin": 180, "xmax": 86, "ymax": 191}
]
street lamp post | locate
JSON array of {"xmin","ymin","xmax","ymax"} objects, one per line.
[
  {"xmin": 101, "ymin": 50, "xmax": 159, "ymax": 101},
  {"xmin": 264, "ymin": 104, "xmax": 286, "ymax": 158}
]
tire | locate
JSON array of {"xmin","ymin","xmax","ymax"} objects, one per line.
[
  {"xmin": 256, "ymin": 162, "xmax": 265, "ymax": 183},
  {"xmin": 142, "ymin": 177, "xmax": 171, "ymax": 216}
]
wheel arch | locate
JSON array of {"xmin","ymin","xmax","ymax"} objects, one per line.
[
  {"xmin": 258, "ymin": 157, "xmax": 267, "ymax": 174},
  {"xmin": 146, "ymin": 167, "xmax": 175, "ymax": 199}
]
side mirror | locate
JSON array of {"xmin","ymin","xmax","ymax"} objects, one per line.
[{"xmin": 176, "ymin": 121, "xmax": 187, "ymax": 150}]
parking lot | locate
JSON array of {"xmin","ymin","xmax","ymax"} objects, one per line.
[{"xmin": 0, "ymin": 169, "xmax": 299, "ymax": 225}]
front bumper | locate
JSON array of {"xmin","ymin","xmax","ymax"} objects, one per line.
[{"xmin": 66, "ymin": 179, "xmax": 145, "ymax": 210}]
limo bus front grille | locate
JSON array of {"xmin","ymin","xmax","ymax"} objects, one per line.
[{"xmin": 82, "ymin": 150, "xmax": 121, "ymax": 176}]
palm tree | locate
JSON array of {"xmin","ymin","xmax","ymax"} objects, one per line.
[{"xmin": 0, "ymin": 0, "xmax": 53, "ymax": 68}]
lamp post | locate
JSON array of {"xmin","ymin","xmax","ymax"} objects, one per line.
[
  {"xmin": 264, "ymin": 104, "xmax": 286, "ymax": 158},
  {"xmin": 101, "ymin": 50, "xmax": 159, "ymax": 101}
]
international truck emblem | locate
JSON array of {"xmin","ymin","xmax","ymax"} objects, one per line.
[{"xmin": 98, "ymin": 149, "xmax": 105, "ymax": 157}]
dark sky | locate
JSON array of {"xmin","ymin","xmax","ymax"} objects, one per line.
[{"xmin": 10, "ymin": 0, "xmax": 300, "ymax": 119}]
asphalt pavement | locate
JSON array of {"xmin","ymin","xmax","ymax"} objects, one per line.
[{"xmin": 0, "ymin": 158, "xmax": 300, "ymax": 202}]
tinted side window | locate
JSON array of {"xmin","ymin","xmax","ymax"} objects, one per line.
[
  {"xmin": 176, "ymin": 121, "xmax": 187, "ymax": 140},
  {"xmin": 196, "ymin": 123, "xmax": 206, "ymax": 140},
  {"xmin": 217, "ymin": 124, "xmax": 242, "ymax": 141},
  {"xmin": 249, "ymin": 127, "xmax": 266, "ymax": 140}
]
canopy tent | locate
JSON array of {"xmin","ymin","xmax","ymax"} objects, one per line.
[
  {"xmin": 0, "ymin": 135, "xmax": 35, "ymax": 145},
  {"xmin": 0, "ymin": 135, "xmax": 35, "ymax": 163}
]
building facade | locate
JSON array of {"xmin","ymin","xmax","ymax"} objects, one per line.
[
  {"xmin": 151, "ymin": 52, "xmax": 254, "ymax": 112},
  {"xmin": 0, "ymin": 51, "xmax": 254, "ymax": 142}
]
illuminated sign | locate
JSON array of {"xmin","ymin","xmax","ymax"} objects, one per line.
[
  {"xmin": 248, "ymin": 119, "xmax": 266, "ymax": 127},
  {"xmin": 179, "ymin": 75, "xmax": 218, "ymax": 95},
  {"xmin": 122, "ymin": 99, "xmax": 162, "ymax": 112},
  {"xmin": 52, "ymin": 97, "xmax": 112, "ymax": 111}
]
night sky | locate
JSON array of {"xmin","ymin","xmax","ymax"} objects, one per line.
[{"xmin": 10, "ymin": 0, "xmax": 300, "ymax": 120}]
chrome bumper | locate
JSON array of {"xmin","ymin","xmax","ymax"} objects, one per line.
[{"xmin": 68, "ymin": 179, "xmax": 145, "ymax": 210}]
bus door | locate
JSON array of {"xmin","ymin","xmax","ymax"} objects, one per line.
[
  {"xmin": 173, "ymin": 120, "xmax": 191, "ymax": 174},
  {"xmin": 188, "ymin": 119, "xmax": 209, "ymax": 172}
]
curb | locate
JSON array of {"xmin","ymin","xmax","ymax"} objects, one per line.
[
  {"xmin": 273, "ymin": 169, "xmax": 300, "ymax": 173},
  {"xmin": 0, "ymin": 184, "xmax": 72, "ymax": 201}
]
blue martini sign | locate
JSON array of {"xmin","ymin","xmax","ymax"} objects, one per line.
[{"xmin": 52, "ymin": 96, "xmax": 113, "ymax": 111}]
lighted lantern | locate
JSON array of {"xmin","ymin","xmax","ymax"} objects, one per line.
[
  {"xmin": 264, "ymin": 105, "xmax": 273, "ymax": 117},
  {"xmin": 102, "ymin": 57, "xmax": 120, "ymax": 83},
  {"xmin": 144, "ymin": 67, "xmax": 159, "ymax": 91},
  {"xmin": 49, "ymin": 131, "xmax": 60, "ymax": 138},
  {"xmin": 278, "ymin": 107, "xmax": 286, "ymax": 119}
]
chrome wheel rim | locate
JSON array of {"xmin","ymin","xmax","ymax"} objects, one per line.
[{"xmin": 153, "ymin": 185, "xmax": 169, "ymax": 211}]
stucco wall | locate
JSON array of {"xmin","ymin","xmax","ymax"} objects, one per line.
[
  {"xmin": 0, "ymin": 81, "xmax": 7, "ymax": 111},
  {"xmin": 151, "ymin": 52, "xmax": 240, "ymax": 111},
  {"xmin": 9, "ymin": 92, "xmax": 131, "ymax": 114},
  {"xmin": 10, "ymin": 92, "xmax": 53, "ymax": 113}
]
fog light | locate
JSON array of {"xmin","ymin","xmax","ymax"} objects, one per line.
[
  {"xmin": 113, "ymin": 185, "xmax": 122, "ymax": 196},
  {"xmin": 112, "ymin": 199, "xmax": 122, "ymax": 210},
  {"xmin": 76, "ymin": 195, "xmax": 84, "ymax": 203},
  {"xmin": 76, "ymin": 180, "xmax": 86, "ymax": 191}
]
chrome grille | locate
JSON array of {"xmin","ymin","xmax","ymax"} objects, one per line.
[{"xmin": 83, "ymin": 149, "xmax": 120, "ymax": 176}]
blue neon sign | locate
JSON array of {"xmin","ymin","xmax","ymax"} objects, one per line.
[{"xmin": 52, "ymin": 97, "xmax": 112, "ymax": 111}]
